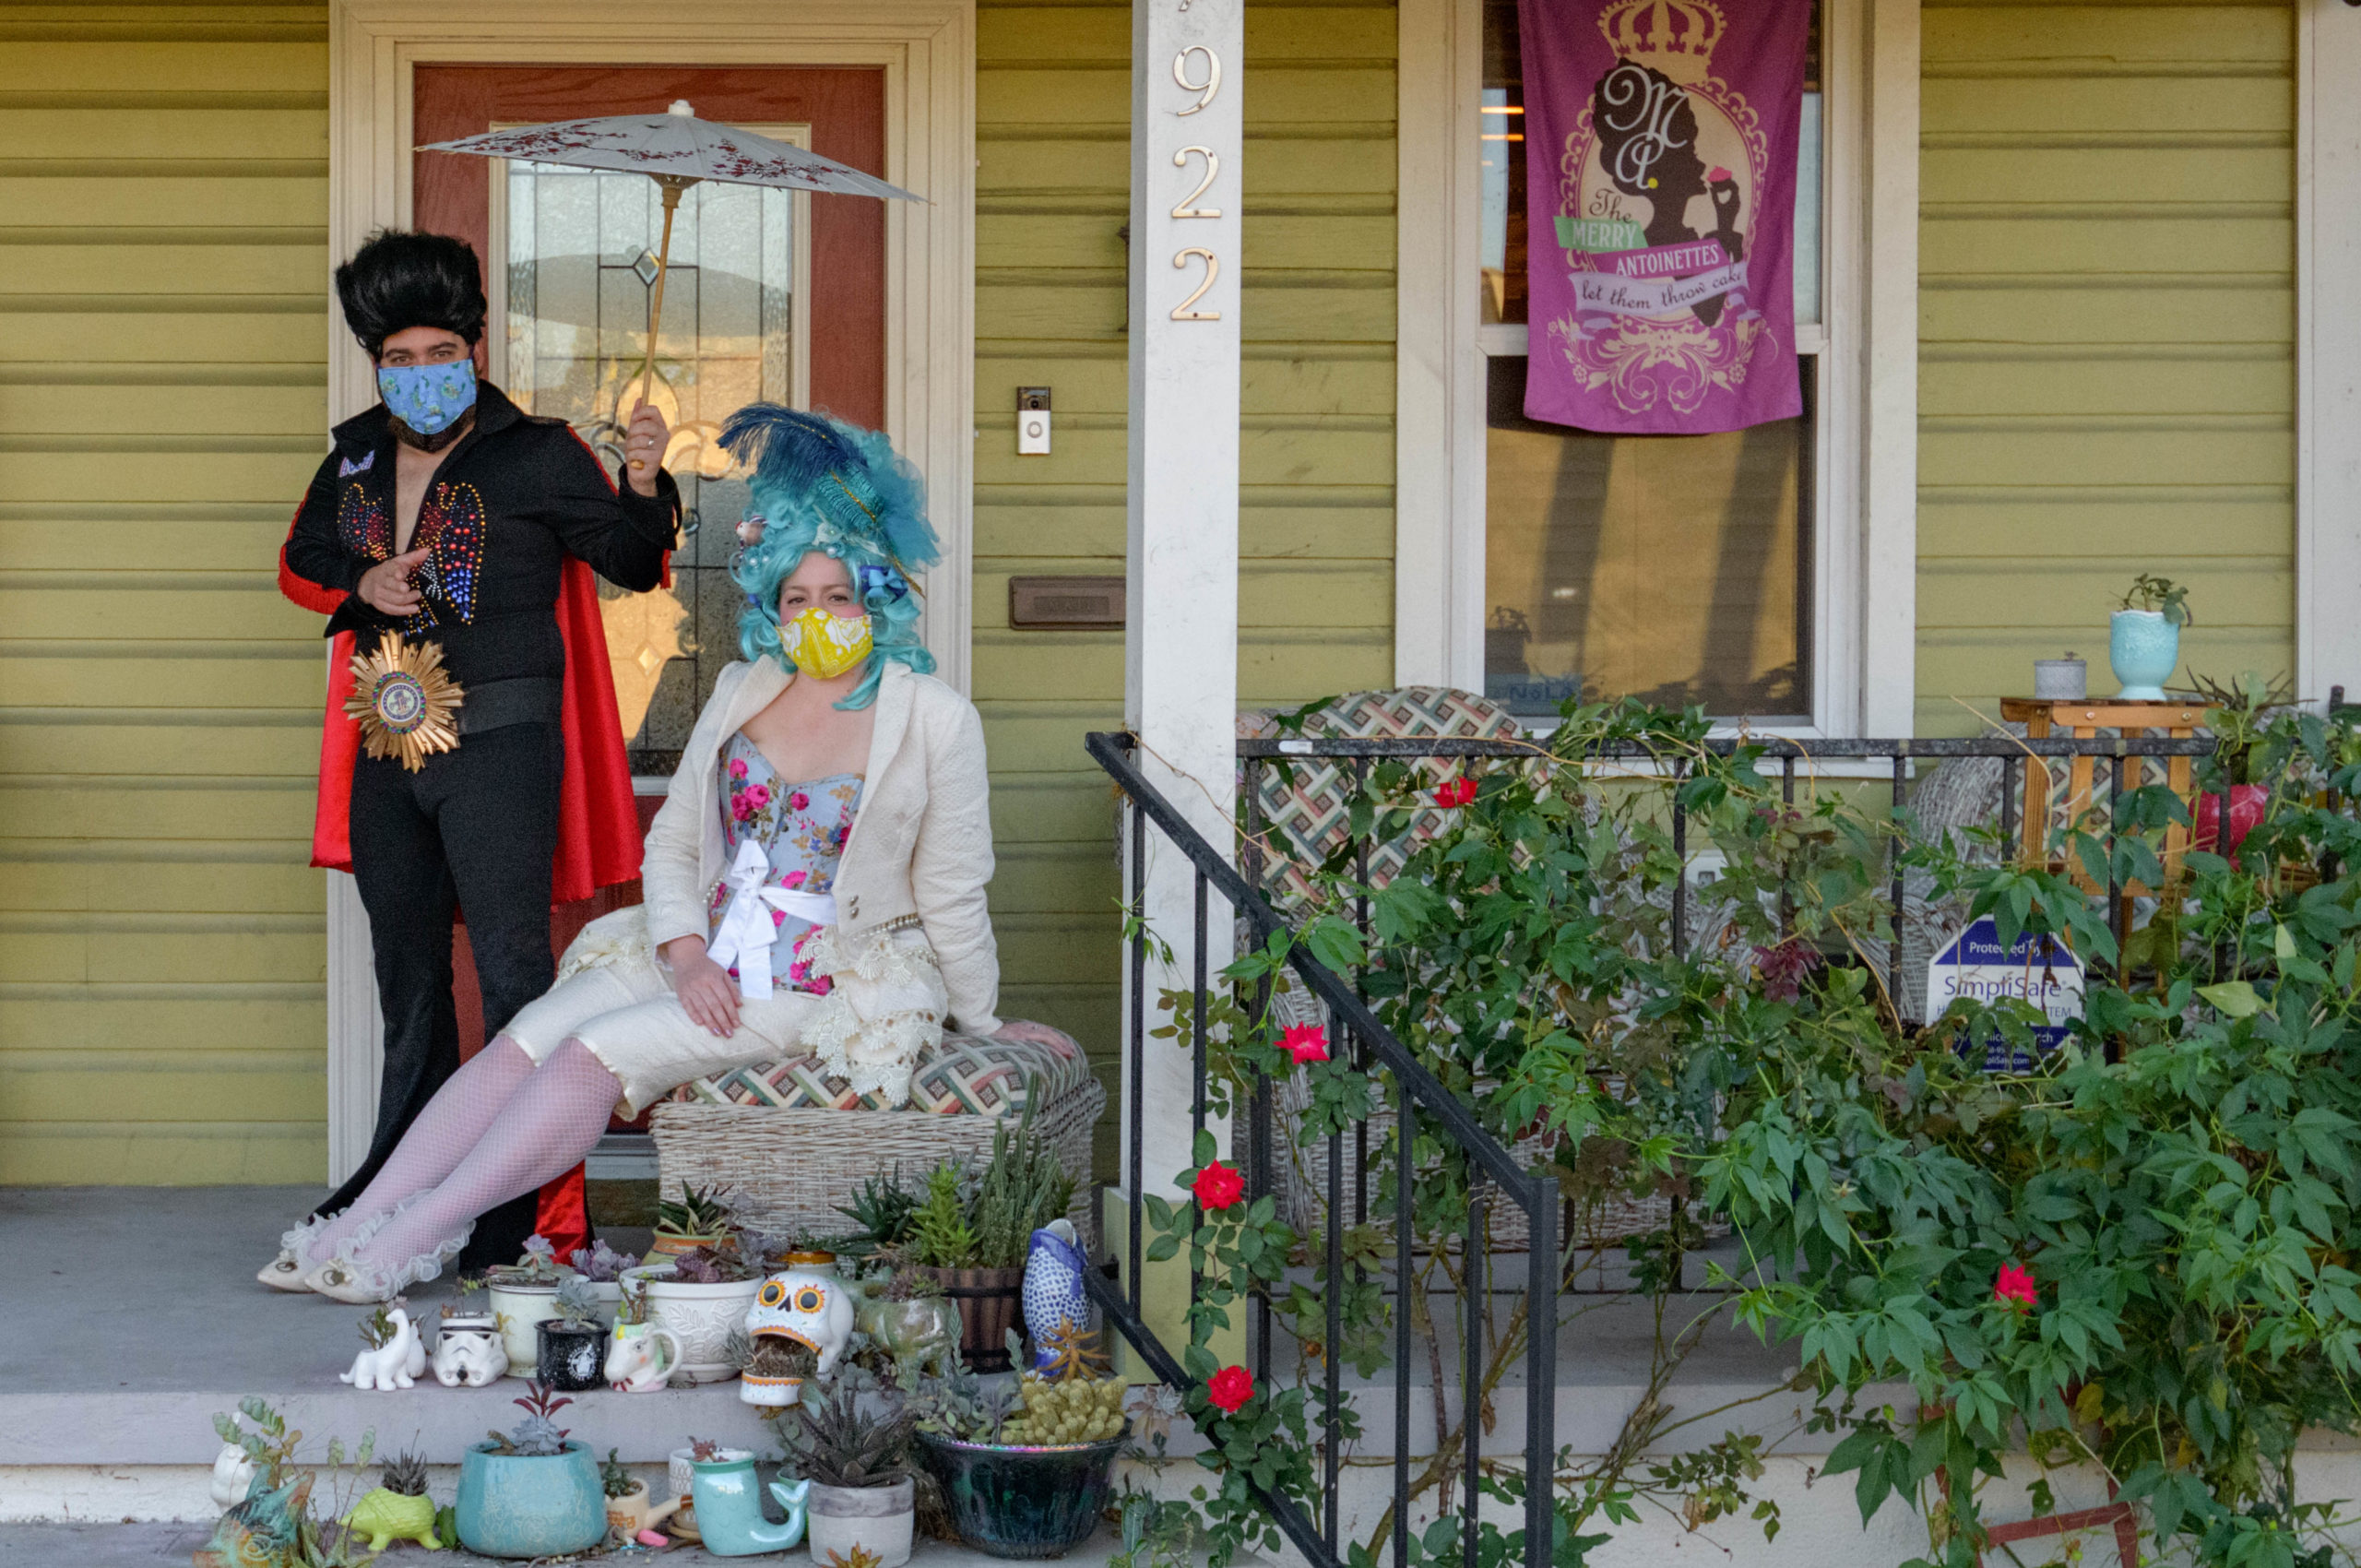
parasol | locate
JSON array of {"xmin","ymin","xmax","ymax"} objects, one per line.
[{"xmin": 421, "ymin": 100, "xmax": 921, "ymax": 470}]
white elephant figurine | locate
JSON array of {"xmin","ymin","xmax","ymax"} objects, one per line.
[
  {"xmin": 208, "ymin": 1443, "xmax": 257, "ymax": 1510},
  {"xmin": 605, "ymin": 1319, "xmax": 682, "ymax": 1394},
  {"xmin": 339, "ymin": 1306, "xmax": 421, "ymax": 1392},
  {"xmin": 433, "ymin": 1312, "xmax": 508, "ymax": 1387}
]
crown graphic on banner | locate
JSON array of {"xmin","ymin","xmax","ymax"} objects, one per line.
[{"xmin": 1597, "ymin": 0, "xmax": 1726, "ymax": 84}]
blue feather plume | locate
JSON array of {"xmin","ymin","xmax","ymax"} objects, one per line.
[{"xmin": 718, "ymin": 405, "xmax": 940, "ymax": 572}]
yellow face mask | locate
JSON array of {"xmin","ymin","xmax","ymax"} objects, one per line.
[{"xmin": 780, "ymin": 606, "xmax": 873, "ymax": 679}]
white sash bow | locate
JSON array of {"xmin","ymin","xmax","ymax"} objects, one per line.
[{"xmin": 705, "ymin": 837, "xmax": 838, "ymax": 999}]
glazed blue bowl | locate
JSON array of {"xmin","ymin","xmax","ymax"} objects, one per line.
[
  {"xmin": 453, "ymin": 1440, "xmax": 607, "ymax": 1559},
  {"xmin": 916, "ymin": 1425, "xmax": 1127, "ymax": 1559}
]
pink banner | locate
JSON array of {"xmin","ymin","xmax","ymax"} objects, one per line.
[{"xmin": 1518, "ymin": 0, "xmax": 1809, "ymax": 434}]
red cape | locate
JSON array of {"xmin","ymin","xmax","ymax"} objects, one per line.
[{"xmin": 279, "ymin": 537, "xmax": 648, "ymax": 1258}]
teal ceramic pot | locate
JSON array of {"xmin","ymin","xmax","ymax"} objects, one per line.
[
  {"xmin": 688, "ymin": 1455, "xmax": 810, "ymax": 1557},
  {"xmin": 915, "ymin": 1426, "xmax": 1127, "ymax": 1559},
  {"xmin": 453, "ymin": 1441, "xmax": 607, "ymax": 1559},
  {"xmin": 2109, "ymin": 609, "xmax": 2179, "ymax": 701}
]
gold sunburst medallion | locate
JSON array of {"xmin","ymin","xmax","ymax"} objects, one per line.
[{"xmin": 344, "ymin": 634, "xmax": 465, "ymax": 771}]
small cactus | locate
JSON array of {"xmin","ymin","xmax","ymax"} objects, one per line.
[{"xmin": 380, "ymin": 1450, "xmax": 431, "ymax": 1497}]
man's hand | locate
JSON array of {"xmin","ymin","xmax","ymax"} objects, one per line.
[
  {"xmin": 663, "ymin": 935, "xmax": 740, "ymax": 1037},
  {"xmin": 624, "ymin": 400, "xmax": 672, "ymax": 498},
  {"xmin": 356, "ymin": 547, "xmax": 428, "ymax": 616}
]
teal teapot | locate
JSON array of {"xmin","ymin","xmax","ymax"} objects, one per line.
[{"xmin": 689, "ymin": 1455, "xmax": 810, "ymax": 1557}]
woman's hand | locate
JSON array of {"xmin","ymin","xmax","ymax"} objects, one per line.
[
  {"xmin": 624, "ymin": 400, "xmax": 671, "ymax": 497},
  {"xmin": 356, "ymin": 547, "xmax": 428, "ymax": 616},
  {"xmin": 663, "ymin": 935, "xmax": 740, "ymax": 1037}
]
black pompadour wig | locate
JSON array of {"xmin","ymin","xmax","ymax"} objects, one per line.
[{"xmin": 334, "ymin": 230, "xmax": 488, "ymax": 359}]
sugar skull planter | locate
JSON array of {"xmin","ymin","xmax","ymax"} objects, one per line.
[{"xmin": 741, "ymin": 1267, "xmax": 856, "ymax": 1407}]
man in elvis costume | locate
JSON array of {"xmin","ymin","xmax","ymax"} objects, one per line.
[{"xmin": 273, "ymin": 231, "xmax": 677, "ymax": 1276}]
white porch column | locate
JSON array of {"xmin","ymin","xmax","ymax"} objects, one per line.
[{"xmin": 1121, "ymin": 0, "xmax": 1243, "ymax": 1224}]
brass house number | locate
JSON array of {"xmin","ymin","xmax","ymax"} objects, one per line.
[{"xmin": 1169, "ymin": 45, "xmax": 1224, "ymax": 321}]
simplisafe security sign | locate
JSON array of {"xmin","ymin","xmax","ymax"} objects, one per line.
[{"xmin": 1925, "ymin": 917, "xmax": 2084, "ymax": 1072}]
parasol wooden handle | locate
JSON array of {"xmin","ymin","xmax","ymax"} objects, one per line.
[{"xmin": 629, "ymin": 176, "xmax": 694, "ymax": 471}]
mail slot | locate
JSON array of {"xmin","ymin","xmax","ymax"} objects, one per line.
[{"xmin": 1009, "ymin": 575, "xmax": 1125, "ymax": 629}]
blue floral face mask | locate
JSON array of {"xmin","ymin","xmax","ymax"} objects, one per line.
[{"xmin": 377, "ymin": 359, "xmax": 478, "ymax": 436}]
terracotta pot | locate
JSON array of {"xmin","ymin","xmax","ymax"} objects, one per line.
[
  {"xmin": 648, "ymin": 1229, "xmax": 730, "ymax": 1262},
  {"xmin": 912, "ymin": 1265, "xmax": 1026, "ymax": 1373}
]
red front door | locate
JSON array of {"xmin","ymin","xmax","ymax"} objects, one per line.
[{"xmin": 414, "ymin": 65, "xmax": 889, "ymax": 1101}]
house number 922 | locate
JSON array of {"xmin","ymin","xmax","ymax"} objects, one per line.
[{"xmin": 1169, "ymin": 46, "xmax": 1224, "ymax": 320}]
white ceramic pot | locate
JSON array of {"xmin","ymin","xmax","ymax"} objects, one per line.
[
  {"xmin": 807, "ymin": 1479, "xmax": 915, "ymax": 1568},
  {"xmin": 624, "ymin": 1265, "xmax": 764, "ymax": 1383},
  {"xmin": 486, "ymin": 1276, "xmax": 569, "ymax": 1376},
  {"xmin": 670, "ymin": 1446, "xmax": 752, "ymax": 1504}
]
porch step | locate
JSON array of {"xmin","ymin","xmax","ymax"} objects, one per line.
[{"xmin": 0, "ymin": 1522, "xmax": 1145, "ymax": 1568}]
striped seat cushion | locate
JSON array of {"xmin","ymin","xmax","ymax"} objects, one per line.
[{"xmin": 667, "ymin": 1024, "xmax": 1090, "ymax": 1115}]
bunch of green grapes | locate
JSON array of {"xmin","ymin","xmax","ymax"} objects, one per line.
[{"xmin": 1000, "ymin": 1374, "xmax": 1126, "ymax": 1444}]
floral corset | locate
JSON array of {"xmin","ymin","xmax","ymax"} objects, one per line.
[{"xmin": 708, "ymin": 733, "xmax": 863, "ymax": 994}]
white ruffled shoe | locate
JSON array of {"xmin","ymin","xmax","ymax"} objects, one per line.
[
  {"xmin": 256, "ymin": 1210, "xmax": 336, "ymax": 1293},
  {"xmin": 300, "ymin": 1205, "xmax": 472, "ymax": 1305}
]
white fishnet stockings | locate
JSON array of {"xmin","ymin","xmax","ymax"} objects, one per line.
[
  {"xmin": 344, "ymin": 1039, "xmax": 623, "ymax": 1274},
  {"xmin": 303, "ymin": 1036, "xmax": 536, "ymax": 1260}
]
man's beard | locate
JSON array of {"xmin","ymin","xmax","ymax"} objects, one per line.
[{"xmin": 389, "ymin": 409, "xmax": 474, "ymax": 453}]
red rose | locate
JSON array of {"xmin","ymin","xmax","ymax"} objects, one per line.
[
  {"xmin": 1280, "ymin": 1024, "xmax": 1329, "ymax": 1065},
  {"xmin": 1433, "ymin": 777, "xmax": 1477, "ymax": 808},
  {"xmin": 1205, "ymin": 1364, "xmax": 1254, "ymax": 1414},
  {"xmin": 1192, "ymin": 1160, "xmax": 1244, "ymax": 1210},
  {"xmin": 1993, "ymin": 1263, "xmax": 2036, "ymax": 1310}
]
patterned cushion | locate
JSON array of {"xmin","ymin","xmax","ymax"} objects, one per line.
[
  {"xmin": 668, "ymin": 1024, "xmax": 1091, "ymax": 1114},
  {"xmin": 1237, "ymin": 687, "xmax": 1525, "ymax": 907}
]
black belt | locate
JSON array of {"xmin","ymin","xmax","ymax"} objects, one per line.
[{"xmin": 455, "ymin": 675, "xmax": 564, "ymax": 737}]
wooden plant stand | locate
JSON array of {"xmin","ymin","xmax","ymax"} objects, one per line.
[{"xmin": 1999, "ymin": 698, "xmax": 2211, "ymax": 894}]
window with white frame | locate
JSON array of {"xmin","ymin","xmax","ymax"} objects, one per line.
[{"xmin": 1471, "ymin": 0, "xmax": 1829, "ymax": 724}]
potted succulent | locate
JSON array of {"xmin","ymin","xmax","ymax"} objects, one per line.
[
  {"xmin": 453, "ymin": 1383, "xmax": 607, "ymax": 1560},
  {"xmin": 605, "ymin": 1277, "xmax": 684, "ymax": 1393},
  {"xmin": 535, "ymin": 1278, "xmax": 609, "ymax": 1392},
  {"xmin": 567, "ymin": 1239, "xmax": 640, "ymax": 1324},
  {"xmin": 728, "ymin": 1324, "xmax": 823, "ymax": 1408},
  {"xmin": 907, "ymin": 1116, "xmax": 1074, "ymax": 1372},
  {"xmin": 835, "ymin": 1169, "xmax": 920, "ymax": 1261},
  {"xmin": 485, "ymin": 1234, "xmax": 574, "ymax": 1376},
  {"xmin": 857, "ymin": 1268, "xmax": 963, "ymax": 1384},
  {"xmin": 342, "ymin": 1449, "xmax": 444, "ymax": 1552},
  {"xmin": 776, "ymin": 1372, "xmax": 919, "ymax": 1568},
  {"xmin": 601, "ymin": 1447, "xmax": 683, "ymax": 1547},
  {"xmin": 435, "ymin": 1278, "xmax": 509, "ymax": 1386},
  {"xmin": 668, "ymin": 1437, "xmax": 755, "ymax": 1546},
  {"xmin": 2186, "ymin": 670, "xmax": 2294, "ymax": 863},
  {"xmin": 652, "ymin": 1181, "xmax": 738, "ymax": 1261},
  {"xmin": 913, "ymin": 1326, "xmax": 1129, "ymax": 1560},
  {"xmin": 2111, "ymin": 573, "xmax": 2193, "ymax": 700},
  {"xmin": 622, "ymin": 1241, "xmax": 766, "ymax": 1382}
]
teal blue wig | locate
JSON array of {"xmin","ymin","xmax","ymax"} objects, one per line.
[{"xmin": 723, "ymin": 407, "xmax": 941, "ymax": 710}]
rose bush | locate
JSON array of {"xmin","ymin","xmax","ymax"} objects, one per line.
[{"xmin": 1132, "ymin": 695, "xmax": 2361, "ymax": 1568}]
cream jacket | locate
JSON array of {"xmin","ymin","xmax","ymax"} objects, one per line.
[{"xmin": 641, "ymin": 658, "xmax": 1003, "ymax": 1035}]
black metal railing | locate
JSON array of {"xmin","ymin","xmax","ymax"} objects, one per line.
[
  {"xmin": 1087, "ymin": 731, "xmax": 1560, "ymax": 1568},
  {"xmin": 1087, "ymin": 724, "xmax": 2232, "ymax": 1568}
]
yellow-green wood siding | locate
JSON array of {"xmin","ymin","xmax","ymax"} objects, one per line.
[
  {"xmin": 1916, "ymin": 0, "xmax": 2294, "ymax": 733},
  {"xmin": 977, "ymin": 0, "xmax": 1398, "ymax": 1168},
  {"xmin": 0, "ymin": 0, "xmax": 1395, "ymax": 1182},
  {"xmin": 0, "ymin": 3, "xmax": 333, "ymax": 1182}
]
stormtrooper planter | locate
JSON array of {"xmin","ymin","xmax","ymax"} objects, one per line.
[{"xmin": 433, "ymin": 1311, "xmax": 509, "ymax": 1386}]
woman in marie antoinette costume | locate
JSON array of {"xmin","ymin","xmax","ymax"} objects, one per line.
[{"xmin": 263, "ymin": 408, "xmax": 1039, "ymax": 1303}]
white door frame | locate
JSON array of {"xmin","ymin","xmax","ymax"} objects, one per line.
[
  {"xmin": 2298, "ymin": 0, "xmax": 2361, "ymax": 705},
  {"xmin": 323, "ymin": 0, "xmax": 975, "ymax": 1182}
]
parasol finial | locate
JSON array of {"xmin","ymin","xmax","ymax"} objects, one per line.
[{"xmin": 667, "ymin": 100, "xmax": 694, "ymax": 117}]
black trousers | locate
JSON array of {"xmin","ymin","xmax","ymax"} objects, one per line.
[{"xmin": 320, "ymin": 720, "xmax": 574, "ymax": 1273}]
